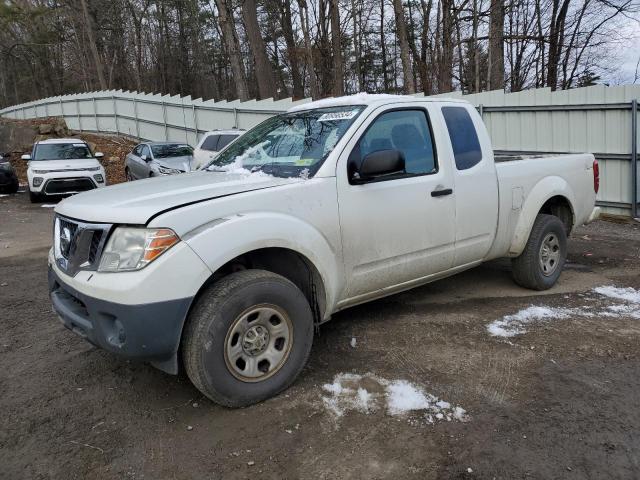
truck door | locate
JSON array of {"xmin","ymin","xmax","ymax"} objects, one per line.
[
  {"xmin": 337, "ymin": 105, "xmax": 456, "ymax": 301},
  {"xmin": 440, "ymin": 105, "xmax": 499, "ymax": 266}
]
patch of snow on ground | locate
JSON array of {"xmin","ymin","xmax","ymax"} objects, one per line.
[
  {"xmin": 594, "ymin": 286, "xmax": 640, "ymax": 304},
  {"xmin": 40, "ymin": 204, "xmax": 57, "ymax": 208},
  {"xmin": 487, "ymin": 285, "xmax": 640, "ymax": 338},
  {"xmin": 321, "ymin": 373, "xmax": 468, "ymax": 424},
  {"xmin": 487, "ymin": 306, "xmax": 575, "ymax": 337}
]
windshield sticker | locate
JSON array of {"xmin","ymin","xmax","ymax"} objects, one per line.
[
  {"xmin": 318, "ymin": 110, "xmax": 359, "ymax": 122},
  {"xmin": 295, "ymin": 158, "xmax": 315, "ymax": 166}
]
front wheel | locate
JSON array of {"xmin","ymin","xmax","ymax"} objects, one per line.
[
  {"xmin": 29, "ymin": 190, "xmax": 42, "ymax": 203},
  {"xmin": 512, "ymin": 214, "xmax": 567, "ymax": 290},
  {"xmin": 125, "ymin": 167, "xmax": 135, "ymax": 182},
  {"xmin": 182, "ymin": 269, "xmax": 314, "ymax": 407}
]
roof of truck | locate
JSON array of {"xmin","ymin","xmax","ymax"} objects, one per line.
[
  {"xmin": 287, "ymin": 93, "xmax": 468, "ymax": 113},
  {"xmin": 35, "ymin": 138, "xmax": 86, "ymax": 145}
]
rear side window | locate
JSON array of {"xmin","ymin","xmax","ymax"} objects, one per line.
[
  {"xmin": 442, "ymin": 106, "xmax": 482, "ymax": 170},
  {"xmin": 217, "ymin": 134, "xmax": 238, "ymax": 150},
  {"xmin": 201, "ymin": 134, "xmax": 220, "ymax": 151}
]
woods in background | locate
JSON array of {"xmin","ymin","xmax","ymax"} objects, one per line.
[{"xmin": 0, "ymin": 0, "xmax": 638, "ymax": 108}]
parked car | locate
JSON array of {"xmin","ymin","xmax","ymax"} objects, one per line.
[
  {"xmin": 48, "ymin": 94, "xmax": 600, "ymax": 407},
  {"xmin": 23, "ymin": 139, "xmax": 106, "ymax": 203},
  {"xmin": 125, "ymin": 142, "xmax": 194, "ymax": 180},
  {"xmin": 0, "ymin": 153, "xmax": 19, "ymax": 194},
  {"xmin": 192, "ymin": 129, "xmax": 243, "ymax": 169}
]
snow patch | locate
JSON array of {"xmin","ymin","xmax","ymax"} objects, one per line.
[
  {"xmin": 321, "ymin": 373, "xmax": 468, "ymax": 424},
  {"xmin": 487, "ymin": 306, "xmax": 575, "ymax": 337},
  {"xmin": 40, "ymin": 204, "xmax": 57, "ymax": 208},
  {"xmin": 594, "ymin": 286, "xmax": 640, "ymax": 304},
  {"xmin": 487, "ymin": 285, "xmax": 640, "ymax": 338}
]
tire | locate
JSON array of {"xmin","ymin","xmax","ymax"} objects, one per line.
[
  {"xmin": 7, "ymin": 179, "xmax": 18, "ymax": 194},
  {"xmin": 182, "ymin": 269, "xmax": 314, "ymax": 407},
  {"xmin": 29, "ymin": 190, "xmax": 41, "ymax": 203},
  {"xmin": 512, "ymin": 214, "xmax": 567, "ymax": 290},
  {"xmin": 125, "ymin": 167, "xmax": 134, "ymax": 182}
]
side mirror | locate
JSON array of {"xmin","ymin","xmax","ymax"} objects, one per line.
[
  {"xmin": 141, "ymin": 154, "xmax": 149, "ymax": 162},
  {"xmin": 21, "ymin": 154, "xmax": 31, "ymax": 161},
  {"xmin": 352, "ymin": 149, "xmax": 405, "ymax": 183},
  {"xmin": 94, "ymin": 152, "xmax": 104, "ymax": 159}
]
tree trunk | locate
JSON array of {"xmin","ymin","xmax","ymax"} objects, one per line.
[
  {"xmin": 280, "ymin": 0, "xmax": 304, "ymax": 99},
  {"xmin": 350, "ymin": 0, "xmax": 362, "ymax": 91},
  {"xmin": 215, "ymin": 0, "xmax": 249, "ymax": 100},
  {"xmin": 296, "ymin": 0, "xmax": 319, "ymax": 98},
  {"xmin": 330, "ymin": 0, "xmax": 344, "ymax": 95},
  {"xmin": 487, "ymin": 0, "xmax": 505, "ymax": 91},
  {"xmin": 438, "ymin": 0, "xmax": 453, "ymax": 92},
  {"xmin": 546, "ymin": 0, "xmax": 570, "ymax": 91},
  {"xmin": 79, "ymin": 0, "xmax": 107, "ymax": 90},
  {"xmin": 393, "ymin": 0, "xmax": 415, "ymax": 93},
  {"xmin": 381, "ymin": 0, "xmax": 390, "ymax": 92},
  {"xmin": 241, "ymin": 0, "xmax": 276, "ymax": 99}
]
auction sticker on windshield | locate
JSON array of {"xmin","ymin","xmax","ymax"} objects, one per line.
[{"xmin": 318, "ymin": 110, "xmax": 360, "ymax": 122}]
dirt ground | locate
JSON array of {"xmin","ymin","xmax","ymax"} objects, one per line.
[{"xmin": 1, "ymin": 191, "xmax": 640, "ymax": 480}]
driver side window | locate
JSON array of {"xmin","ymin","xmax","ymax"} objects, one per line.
[
  {"xmin": 356, "ymin": 109, "xmax": 437, "ymax": 176},
  {"xmin": 140, "ymin": 145, "xmax": 150, "ymax": 159}
]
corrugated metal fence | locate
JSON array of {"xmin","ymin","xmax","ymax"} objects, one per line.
[{"xmin": 1, "ymin": 85, "xmax": 638, "ymax": 217}]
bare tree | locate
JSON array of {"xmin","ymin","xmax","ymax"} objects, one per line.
[
  {"xmin": 393, "ymin": 0, "xmax": 416, "ymax": 93},
  {"xmin": 215, "ymin": 0, "xmax": 249, "ymax": 100}
]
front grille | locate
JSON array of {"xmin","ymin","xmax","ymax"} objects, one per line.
[
  {"xmin": 54, "ymin": 215, "xmax": 112, "ymax": 276},
  {"xmin": 44, "ymin": 177, "xmax": 95, "ymax": 195},
  {"xmin": 88, "ymin": 231, "xmax": 103, "ymax": 264}
]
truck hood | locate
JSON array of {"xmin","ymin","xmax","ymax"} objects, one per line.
[
  {"xmin": 55, "ymin": 171, "xmax": 302, "ymax": 224},
  {"xmin": 28, "ymin": 159, "xmax": 102, "ymax": 171}
]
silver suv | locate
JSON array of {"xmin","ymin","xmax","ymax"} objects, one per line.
[{"xmin": 125, "ymin": 142, "xmax": 194, "ymax": 180}]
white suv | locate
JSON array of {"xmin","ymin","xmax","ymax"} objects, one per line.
[
  {"xmin": 23, "ymin": 138, "xmax": 106, "ymax": 203},
  {"xmin": 192, "ymin": 129, "xmax": 243, "ymax": 169}
]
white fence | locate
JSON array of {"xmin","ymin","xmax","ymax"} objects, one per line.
[{"xmin": 1, "ymin": 85, "xmax": 638, "ymax": 217}]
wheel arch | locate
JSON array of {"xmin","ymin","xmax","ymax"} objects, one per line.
[{"xmin": 509, "ymin": 176, "xmax": 576, "ymax": 256}]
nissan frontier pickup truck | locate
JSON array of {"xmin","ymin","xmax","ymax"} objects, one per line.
[{"xmin": 48, "ymin": 94, "xmax": 600, "ymax": 406}]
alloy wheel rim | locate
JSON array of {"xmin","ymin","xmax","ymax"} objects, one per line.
[{"xmin": 223, "ymin": 304, "xmax": 293, "ymax": 382}]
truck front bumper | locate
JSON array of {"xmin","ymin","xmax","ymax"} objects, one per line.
[{"xmin": 49, "ymin": 266, "xmax": 192, "ymax": 373}]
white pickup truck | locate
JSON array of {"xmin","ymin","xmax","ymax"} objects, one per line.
[{"xmin": 48, "ymin": 94, "xmax": 599, "ymax": 406}]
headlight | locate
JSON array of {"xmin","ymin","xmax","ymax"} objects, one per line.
[
  {"xmin": 33, "ymin": 170, "xmax": 49, "ymax": 174},
  {"xmin": 98, "ymin": 227, "xmax": 179, "ymax": 272},
  {"xmin": 157, "ymin": 165, "xmax": 180, "ymax": 175},
  {"xmin": 86, "ymin": 166, "xmax": 101, "ymax": 171},
  {"xmin": 32, "ymin": 177, "xmax": 43, "ymax": 187},
  {"xmin": 93, "ymin": 174, "xmax": 104, "ymax": 183}
]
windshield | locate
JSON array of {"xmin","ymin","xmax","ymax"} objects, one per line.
[
  {"xmin": 33, "ymin": 143, "xmax": 93, "ymax": 161},
  {"xmin": 151, "ymin": 143, "xmax": 193, "ymax": 159},
  {"xmin": 205, "ymin": 106, "xmax": 365, "ymax": 178}
]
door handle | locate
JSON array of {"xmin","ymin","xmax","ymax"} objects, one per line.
[{"xmin": 431, "ymin": 188, "xmax": 453, "ymax": 197}]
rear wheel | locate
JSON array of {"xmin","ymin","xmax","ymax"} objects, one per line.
[
  {"xmin": 512, "ymin": 214, "xmax": 567, "ymax": 290},
  {"xmin": 182, "ymin": 269, "xmax": 314, "ymax": 407}
]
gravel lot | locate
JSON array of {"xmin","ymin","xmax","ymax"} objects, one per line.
[{"xmin": 1, "ymin": 191, "xmax": 640, "ymax": 480}]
